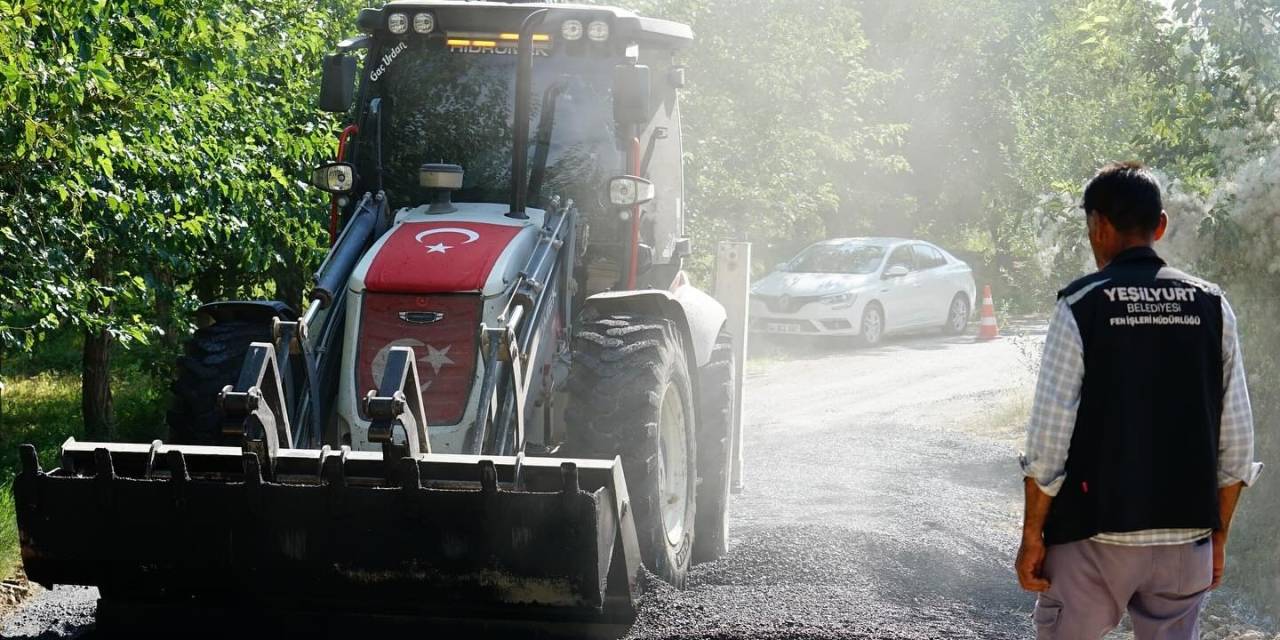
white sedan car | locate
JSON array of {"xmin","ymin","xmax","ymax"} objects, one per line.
[{"xmin": 749, "ymin": 237, "xmax": 977, "ymax": 345}]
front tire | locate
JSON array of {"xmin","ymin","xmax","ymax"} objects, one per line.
[
  {"xmin": 565, "ymin": 314, "xmax": 698, "ymax": 587},
  {"xmin": 859, "ymin": 303, "xmax": 885, "ymax": 347},
  {"xmin": 167, "ymin": 320, "xmax": 272, "ymax": 445}
]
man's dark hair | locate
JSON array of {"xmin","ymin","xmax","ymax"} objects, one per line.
[{"xmin": 1081, "ymin": 161, "xmax": 1163, "ymax": 234}]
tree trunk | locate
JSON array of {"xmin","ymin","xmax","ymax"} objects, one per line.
[
  {"xmin": 275, "ymin": 256, "xmax": 305, "ymax": 313},
  {"xmin": 82, "ymin": 253, "xmax": 116, "ymax": 441},
  {"xmin": 154, "ymin": 266, "xmax": 178, "ymax": 351}
]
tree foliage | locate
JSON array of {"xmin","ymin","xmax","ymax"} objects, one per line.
[
  {"xmin": 633, "ymin": 0, "xmax": 908, "ymax": 271},
  {"xmin": 0, "ymin": 0, "xmax": 352, "ymax": 353}
]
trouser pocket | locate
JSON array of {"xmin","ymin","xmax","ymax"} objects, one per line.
[
  {"xmin": 1033, "ymin": 594, "xmax": 1063, "ymax": 636},
  {"xmin": 1180, "ymin": 538, "xmax": 1214, "ymax": 594}
]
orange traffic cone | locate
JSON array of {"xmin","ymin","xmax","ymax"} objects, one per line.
[{"xmin": 976, "ymin": 285, "xmax": 1000, "ymax": 341}]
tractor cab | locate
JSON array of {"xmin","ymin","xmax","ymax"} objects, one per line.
[{"xmin": 319, "ymin": 2, "xmax": 694, "ymax": 292}]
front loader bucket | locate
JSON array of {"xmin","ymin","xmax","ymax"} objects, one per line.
[{"xmin": 13, "ymin": 439, "xmax": 643, "ymax": 632}]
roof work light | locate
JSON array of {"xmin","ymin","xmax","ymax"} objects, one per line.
[
  {"xmin": 412, "ymin": 13, "xmax": 435, "ymax": 34},
  {"xmin": 387, "ymin": 12, "xmax": 409, "ymax": 34}
]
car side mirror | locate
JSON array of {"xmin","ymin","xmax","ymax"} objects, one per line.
[
  {"xmin": 883, "ymin": 265, "xmax": 910, "ymax": 279},
  {"xmin": 319, "ymin": 54, "xmax": 357, "ymax": 113},
  {"xmin": 607, "ymin": 175, "xmax": 655, "ymax": 207},
  {"xmin": 312, "ymin": 162, "xmax": 357, "ymax": 194},
  {"xmin": 613, "ymin": 64, "xmax": 651, "ymax": 125},
  {"xmin": 775, "ymin": 262, "xmax": 788, "ymax": 272}
]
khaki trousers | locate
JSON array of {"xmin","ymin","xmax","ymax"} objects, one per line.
[{"xmin": 1033, "ymin": 538, "xmax": 1213, "ymax": 640}]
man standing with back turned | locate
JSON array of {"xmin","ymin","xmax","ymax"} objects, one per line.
[{"xmin": 1016, "ymin": 162, "xmax": 1262, "ymax": 639}]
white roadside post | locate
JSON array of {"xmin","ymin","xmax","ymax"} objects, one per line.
[{"xmin": 714, "ymin": 241, "xmax": 750, "ymax": 493}]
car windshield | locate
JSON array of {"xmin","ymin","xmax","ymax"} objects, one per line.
[
  {"xmin": 786, "ymin": 244, "xmax": 886, "ymax": 274},
  {"xmin": 369, "ymin": 40, "xmax": 622, "ymax": 212}
]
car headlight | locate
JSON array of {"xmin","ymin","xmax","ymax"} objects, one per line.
[{"xmin": 820, "ymin": 292, "xmax": 856, "ymax": 309}]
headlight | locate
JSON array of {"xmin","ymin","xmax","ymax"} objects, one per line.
[
  {"xmin": 587, "ymin": 20, "xmax": 610, "ymax": 42},
  {"xmin": 387, "ymin": 12, "xmax": 409, "ymax": 35},
  {"xmin": 561, "ymin": 19, "xmax": 584, "ymax": 41},
  {"xmin": 820, "ymin": 292, "xmax": 856, "ymax": 309},
  {"xmin": 412, "ymin": 12, "xmax": 435, "ymax": 34},
  {"xmin": 311, "ymin": 162, "xmax": 357, "ymax": 194}
]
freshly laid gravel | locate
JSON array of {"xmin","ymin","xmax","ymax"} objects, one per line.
[{"xmin": 1, "ymin": 586, "xmax": 96, "ymax": 638}]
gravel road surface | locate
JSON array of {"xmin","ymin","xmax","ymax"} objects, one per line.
[
  {"xmin": 5, "ymin": 323, "xmax": 1273, "ymax": 638},
  {"xmin": 625, "ymin": 329, "xmax": 1041, "ymax": 639}
]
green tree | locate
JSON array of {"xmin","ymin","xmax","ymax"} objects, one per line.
[
  {"xmin": 0, "ymin": 0, "xmax": 353, "ymax": 435},
  {"xmin": 635, "ymin": 0, "xmax": 908, "ymax": 271}
]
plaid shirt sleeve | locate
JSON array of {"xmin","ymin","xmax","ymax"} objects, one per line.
[
  {"xmin": 1020, "ymin": 299, "xmax": 1085, "ymax": 497},
  {"xmin": 1218, "ymin": 296, "xmax": 1263, "ymax": 487}
]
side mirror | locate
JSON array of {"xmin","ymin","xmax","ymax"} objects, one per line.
[
  {"xmin": 775, "ymin": 262, "xmax": 788, "ymax": 272},
  {"xmin": 319, "ymin": 54, "xmax": 357, "ymax": 113},
  {"xmin": 613, "ymin": 64, "xmax": 651, "ymax": 125},
  {"xmin": 883, "ymin": 265, "xmax": 910, "ymax": 279},
  {"xmin": 607, "ymin": 175, "xmax": 655, "ymax": 207},
  {"xmin": 312, "ymin": 162, "xmax": 357, "ymax": 194}
]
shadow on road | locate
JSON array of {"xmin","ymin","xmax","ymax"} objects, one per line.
[{"xmin": 748, "ymin": 315, "xmax": 1049, "ymax": 365}]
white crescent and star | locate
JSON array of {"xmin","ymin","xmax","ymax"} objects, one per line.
[
  {"xmin": 420, "ymin": 344, "xmax": 454, "ymax": 375},
  {"xmin": 372, "ymin": 339, "xmax": 456, "ymax": 393},
  {"xmin": 414, "ymin": 227, "xmax": 480, "ymax": 255}
]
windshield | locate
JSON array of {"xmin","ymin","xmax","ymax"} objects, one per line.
[
  {"xmin": 368, "ymin": 41, "xmax": 622, "ymax": 213},
  {"xmin": 786, "ymin": 244, "xmax": 886, "ymax": 275}
]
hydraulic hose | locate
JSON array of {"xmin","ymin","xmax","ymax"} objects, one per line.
[
  {"xmin": 328, "ymin": 125, "xmax": 360, "ymax": 246},
  {"xmin": 310, "ymin": 194, "xmax": 378, "ymax": 309}
]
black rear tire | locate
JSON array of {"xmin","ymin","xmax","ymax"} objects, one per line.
[
  {"xmin": 565, "ymin": 314, "xmax": 697, "ymax": 587},
  {"xmin": 166, "ymin": 320, "xmax": 272, "ymax": 445},
  {"xmin": 692, "ymin": 331, "xmax": 735, "ymax": 563}
]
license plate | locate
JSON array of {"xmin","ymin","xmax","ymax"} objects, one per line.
[{"xmin": 766, "ymin": 322, "xmax": 803, "ymax": 334}]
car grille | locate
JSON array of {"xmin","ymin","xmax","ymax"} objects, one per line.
[{"xmin": 752, "ymin": 293, "xmax": 824, "ymax": 314}]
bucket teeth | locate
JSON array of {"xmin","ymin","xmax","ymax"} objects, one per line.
[
  {"xmin": 322, "ymin": 451, "xmax": 346, "ymax": 487},
  {"xmin": 479, "ymin": 459, "xmax": 498, "ymax": 494},
  {"xmin": 397, "ymin": 458, "xmax": 421, "ymax": 491},
  {"xmin": 243, "ymin": 452, "xmax": 263, "ymax": 486},
  {"xmin": 167, "ymin": 450, "xmax": 189, "ymax": 483},
  {"xmin": 94, "ymin": 448, "xmax": 115, "ymax": 481},
  {"xmin": 15, "ymin": 440, "xmax": 642, "ymax": 624},
  {"xmin": 561, "ymin": 461, "xmax": 580, "ymax": 495},
  {"xmin": 19, "ymin": 444, "xmax": 40, "ymax": 476},
  {"xmin": 143, "ymin": 440, "xmax": 162, "ymax": 479}
]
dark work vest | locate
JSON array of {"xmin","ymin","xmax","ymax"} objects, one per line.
[{"xmin": 1043, "ymin": 246, "xmax": 1224, "ymax": 546}]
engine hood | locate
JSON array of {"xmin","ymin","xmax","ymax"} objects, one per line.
[
  {"xmin": 349, "ymin": 203, "xmax": 544, "ymax": 298},
  {"xmin": 751, "ymin": 271, "xmax": 877, "ymax": 297}
]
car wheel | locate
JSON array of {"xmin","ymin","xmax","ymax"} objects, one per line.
[
  {"xmin": 943, "ymin": 293, "xmax": 970, "ymax": 335},
  {"xmin": 859, "ymin": 303, "xmax": 884, "ymax": 347}
]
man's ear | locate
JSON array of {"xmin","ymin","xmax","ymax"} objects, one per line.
[
  {"xmin": 1152, "ymin": 211, "xmax": 1169, "ymax": 242},
  {"xmin": 1086, "ymin": 210, "xmax": 1109, "ymax": 239}
]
